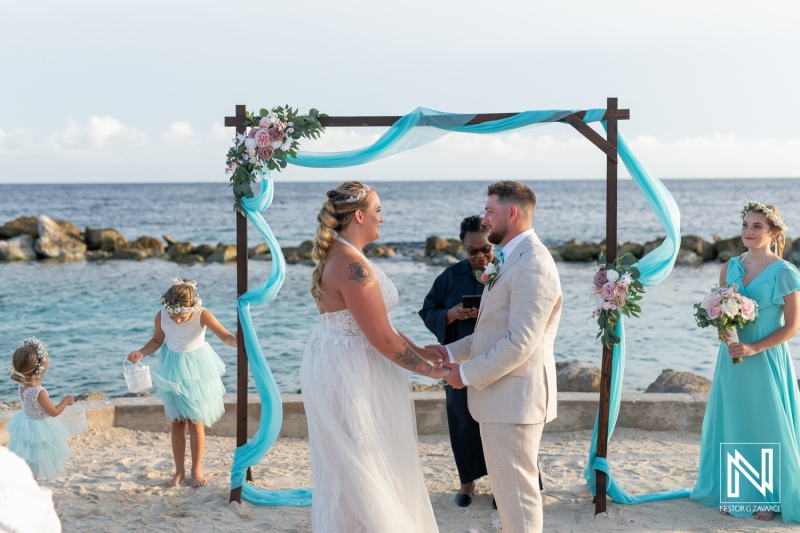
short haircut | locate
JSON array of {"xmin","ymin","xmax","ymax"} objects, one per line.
[
  {"xmin": 459, "ymin": 215, "xmax": 487, "ymax": 241},
  {"xmin": 487, "ymin": 181, "xmax": 536, "ymax": 214}
]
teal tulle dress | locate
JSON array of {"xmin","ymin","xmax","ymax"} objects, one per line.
[
  {"xmin": 6, "ymin": 385, "xmax": 71, "ymax": 480},
  {"xmin": 691, "ymin": 257, "xmax": 800, "ymax": 522},
  {"xmin": 151, "ymin": 309, "xmax": 226, "ymax": 426}
]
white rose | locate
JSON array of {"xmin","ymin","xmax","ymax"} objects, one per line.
[
  {"xmin": 605, "ymin": 269, "xmax": 619, "ymax": 282},
  {"xmin": 244, "ymin": 138, "xmax": 258, "ymax": 150},
  {"xmin": 722, "ymin": 297, "xmax": 740, "ymax": 318},
  {"xmin": 271, "ymin": 140, "xmax": 282, "ymax": 149},
  {"xmin": 594, "ymin": 294, "xmax": 605, "ymax": 307},
  {"xmin": 699, "ymin": 293, "xmax": 713, "ymax": 310},
  {"xmin": 484, "ymin": 263, "xmax": 497, "ymax": 275}
]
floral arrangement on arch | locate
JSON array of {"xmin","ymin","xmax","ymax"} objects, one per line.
[
  {"xmin": 590, "ymin": 252, "xmax": 645, "ymax": 348},
  {"xmin": 225, "ymin": 106, "xmax": 326, "ymax": 215}
]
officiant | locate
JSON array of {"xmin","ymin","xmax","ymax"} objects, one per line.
[{"xmin": 419, "ymin": 215, "xmax": 496, "ymax": 507}]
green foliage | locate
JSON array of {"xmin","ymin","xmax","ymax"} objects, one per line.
[{"xmin": 592, "ymin": 251, "xmax": 646, "ymax": 349}]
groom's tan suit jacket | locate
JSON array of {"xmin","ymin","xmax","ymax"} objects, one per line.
[{"xmin": 448, "ymin": 231, "xmax": 561, "ymax": 424}]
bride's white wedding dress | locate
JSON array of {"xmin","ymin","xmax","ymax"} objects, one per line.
[{"xmin": 300, "ymin": 236, "xmax": 439, "ymax": 532}]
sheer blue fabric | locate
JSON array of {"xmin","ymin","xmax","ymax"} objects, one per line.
[{"xmin": 231, "ymin": 106, "xmax": 685, "ymax": 507}]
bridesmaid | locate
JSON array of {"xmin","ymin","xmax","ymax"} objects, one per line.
[
  {"xmin": 690, "ymin": 201, "xmax": 800, "ymax": 523},
  {"xmin": 419, "ymin": 215, "xmax": 494, "ymax": 507}
]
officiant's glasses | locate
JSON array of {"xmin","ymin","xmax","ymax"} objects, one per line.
[{"xmin": 466, "ymin": 244, "xmax": 493, "ymax": 256}]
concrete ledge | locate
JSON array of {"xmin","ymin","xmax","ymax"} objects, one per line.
[{"xmin": 0, "ymin": 391, "xmax": 710, "ymax": 445}]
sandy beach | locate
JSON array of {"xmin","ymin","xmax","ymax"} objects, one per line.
[{"xmin": 41, "ymin": 427, "xmax": 789, "ymax": 532}]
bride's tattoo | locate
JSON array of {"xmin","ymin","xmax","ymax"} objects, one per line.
[
  {"xmin": 349, "ymin": 261, "xmax": 377, "ymax": 286},
  {"xmin": 394, "ymin": 344, "xmax": 432, "ymax": 376}
]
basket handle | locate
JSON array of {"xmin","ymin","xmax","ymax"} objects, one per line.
[{"xmin": 123, "ymin": 357, "xmax": 142, "ymax": 372}]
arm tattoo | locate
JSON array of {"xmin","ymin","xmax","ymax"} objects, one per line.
[
  {"xmin": 393, "ymin": 343, "xmax": 432, "ymax": 376},
  {"xmin": 349, "ymin": 261, "xmax": 377, "ymax": 286}
]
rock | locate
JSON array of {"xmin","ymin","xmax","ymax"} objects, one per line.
[
  {"xmin": 784, "ymin": 237, "xmax": 795, "ymax": 260},
  {"xmin": 0, "ymin": 401, "xmax": 20, "ymax": 410},
  {"xmin": 714, "ymin": 236, "xmax": 746, "ymax": 262},
  {"xmin": 556, "ymin": 360, "xmax": 601, "ymax": 392},
  {"xmin": 297, "ymin": 240, "xmax": 314, "ymax": 260},
  {"xmin": 642, "ymin": 237, "xmax": 666, "ymax": 257},
  {"xmin": 789, "ymin": 239, "xmax": 800, "ymax": 265},
  {"xmin": 681, "ymin": 235, "xmax": 715, "ymax": 262},
  {"xmin": 645, "ymin": 369, "xmax": 711, "ymax": 393},
  {"xmin": 425, "ymin": 236, "xmax": 449, "ymax": 257},
  {"xmin": 560, "ymin": 239, "xmax": 603, "ymax": 262},
  {"xmin": 0, "ymin": 216, "xmax": 38, "ymax": 239},
  {"xmin": 163, "ymin": 235, "xmax": 178, "ymax": 245},
  {"xmin": 283, "ymin": 247, "xmax": 300, "ymax": 264},
  {"xmin": 548, "ymin": 247, "xmax": 562, "ymax": 261},
  {"xmin": 167, "ymin": 241, "xmax": 194, "ymax": 256},
  {"xmin": 54, "ymin": 219, "xmax": 83, "ymax": 241},
  {"xmin": 194, "ymin": 244, "xmax": 216, "ymax": 258},
  {"xmin": 75, "ymin": 391, "xmax": 105, "ymax": 402},
  {"xmin": 675, "ymin": 249, "xmax": 703, "ymax": 267},
  {"xmin": 84, "ymin": 227, "xmax": 128, "ymax": 252},
  {"xmin": 411, "ymin": 381, "xmax": 445, "ymax": 392},
  {"xmin": 443, "ymin": 239, "xmax": 464, "ymax": 257},
  {"xmin": 34, "ymin": 215, "xmax": 87, "ymax": 260},
  {"xmin": 0, "ymin": 234, "xmax": 37, "ymax": 261},
  {"xmin": 85, "ymin": 250, "xmax": 112, "ymax": 261},
  {"xmin": 112, "ymin": 391, "xmax": 156, "ymax": 398},
  {"xmin": 207, "ymin": 243, "xmax": 237, "ymax": 263},
  {"xmin": 430, "ymin": 253, "xmax": 460, "ymax": 266},
  {"xmin": 250, "ymin": 253, "xmax": 273, "ymax": 262},
  {"xmin": 618, "ymin": 242, "xmax": 644, "ymax": 259},
  {"xmin": 171, "ymin": 253, "xmax": 204, "ymax": 265},
  {"xmin": 249, "ymin": 243, "xmax": 272, "ymax": 257},
  {"xmin": 128, "ymin": 236, "xmax": 165, "ymax": 255},
  {"xmin": 364, "ymin": 243, "xmax": 397, "ymax": 258},
  {"xmin": 112, "ymin": 248, "xmax": 149, "ymax": 261}
]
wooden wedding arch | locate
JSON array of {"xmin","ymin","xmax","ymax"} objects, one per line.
[{"xmin": 224, "ymin": 98, "xmax": 629, "ymax": 514}]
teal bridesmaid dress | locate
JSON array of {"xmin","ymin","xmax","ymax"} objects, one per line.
[{"xmin": 691, "ymin": 256, "xmax": 800, "ymax": 522}]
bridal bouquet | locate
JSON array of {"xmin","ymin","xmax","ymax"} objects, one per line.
[
  {"xmin": 590, "ymin": 252, "xmax": 645, "ymax": 348},
  {"xmin": 225, "ymin": 106, "xmax": 326, "ymax": 215},
  {"xmin": 693, "ymin": 283, "xmax": 758, "ymax": 364}
]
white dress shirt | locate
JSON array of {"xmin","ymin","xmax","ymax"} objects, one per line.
[{"xmin": 447, "ymin": 228, "xmax": 538, "ymax": 385}]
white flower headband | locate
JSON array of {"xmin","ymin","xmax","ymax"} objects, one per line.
[
  {"xmin": 159, "ymin": 278, "xmax": 202, "ymax": 315},
  {"xmin": 742, "ymin": 199, "xmax": 788, "ymax": 232},
  {"xmin": 9, "ymin": 337, "xmax": 49, "ymax": 380},
  {"xmin": 343, "ymin": 185, "xmax": 372, "ymax": 204}
]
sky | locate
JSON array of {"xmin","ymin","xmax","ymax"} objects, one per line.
[{"xmin": 1, "ymin": 0, "xmax": 798, "ymax": 184}]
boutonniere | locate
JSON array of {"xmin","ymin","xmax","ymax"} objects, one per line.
[{"xmin": 476, "ymin": 263, "xmax": 499, "ymax": 290}]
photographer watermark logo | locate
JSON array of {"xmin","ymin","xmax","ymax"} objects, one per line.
[{"xmin": 720, "ymin": 443, "xmax": 780, "ymax": 513}]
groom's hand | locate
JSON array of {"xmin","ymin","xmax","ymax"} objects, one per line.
[
  {"xmin": 425, "ymin": 344, "xmax": 449, "ymax": 362},
  {"xmin": 442, "ymin": 362, "xmax": 465, "ymax": 389}
]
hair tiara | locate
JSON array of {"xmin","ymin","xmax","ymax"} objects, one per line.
[
  {"xmin": 343, "ymin": 185, "xmax": 372, "ymax": 204},
  {"xmin": 10, "ymin": 337, "xmax": 49, "ymax": 380},
  {"xmin": 742, "ymin": 199, "xmax": 788, "ymax": 231},
  {"xmin": 159, "ymin": 278, "xmax": 202, "ymax": 315}
]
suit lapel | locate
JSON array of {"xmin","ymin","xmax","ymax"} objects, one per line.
[{"xmin": 474, "ymin": 236, "xmax": 535, "ymax": 327}]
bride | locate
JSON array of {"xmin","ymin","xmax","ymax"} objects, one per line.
[{"xmin": 300, "ymin": 181, "xmax": 449, "ymax": 532}]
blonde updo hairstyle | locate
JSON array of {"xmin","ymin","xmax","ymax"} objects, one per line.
[
  {"xmin": 162, "ymin": 279, "xmax": 199, "ymax": 309},
  {"xmin": 746, "ymin": 204, "xmax": 786, "ymax": 258},
  {"xmin": 310, "ymin": 181, "xmax": 373, "ymax": 300},
  {"xmin": 10, "ymin": 345, "xmax": 42, "ymax": 384}
]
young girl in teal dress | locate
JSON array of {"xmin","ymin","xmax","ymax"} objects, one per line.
[
  {"xmin": 7, "ymin": 337, "xmax": 74, "ymax": 480},
  {"xmin": 691, "ymin": 201, "xmax": 800, "ymax": 523},
  {"xmin": 127, "ymin": 278, "xmax": 236, "ymax": 488}
]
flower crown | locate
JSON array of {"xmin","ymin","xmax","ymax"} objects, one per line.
[
  {"xmin": 343, "ymin": 185, "xmax": 372, "ymax": 204},
  {"xmin": 742, "ymin": 199, "xmax": 788, "ymax": 231},
  {"xmin": 159, "ymin": 278, "xmax": 202, "ymax": 315},
  {"xmin": 10, "ymin": 337, "xmax": 49, "ymax": 380}
]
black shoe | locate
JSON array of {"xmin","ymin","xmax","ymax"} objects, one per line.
[
  {"xmin": 455, "ymin": 493, "xmax": 472, "ymax": 507},
  {"xmin": 492, "ymin": 498, "xmax": 497, "ymax": 510}
]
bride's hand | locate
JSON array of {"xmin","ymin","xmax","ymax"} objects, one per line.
[
  {"xmin": 430, "ymin": 366, "xmax": 451, "ymax": 380},
  {"xmin": 418, "ymin": 347, "xmax": 443, "ymax": 367}
]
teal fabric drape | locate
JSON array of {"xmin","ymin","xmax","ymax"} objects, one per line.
[{"xmin": 230, "ymin": 106, "xmax": 684, "ymax": 507}]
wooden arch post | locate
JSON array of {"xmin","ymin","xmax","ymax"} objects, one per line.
[{"xmin": 223, "ymin": 99, "xmax": 628, "ymax": 507}]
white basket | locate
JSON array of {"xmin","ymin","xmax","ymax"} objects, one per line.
[
  {"xmin": 123, "ymin": 358, "xmax": 152, "ymax": 393},
  {"xmin": 61, "ymin": 405, "xmax": 88, "ymax": 436}
]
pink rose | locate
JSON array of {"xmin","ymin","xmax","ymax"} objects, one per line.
[
  {"xmin": 225, "ymin": 162, "xmax": 237, "ymax": 175},
  {"xmin": 247, "ymin": 128, "xmax": 258, "ymax": 138},
  {"xmin": 593, "ymin": 270, "xmax": 608, "ymax": 288},
  {"xmin": 741, "ymin": 298, "xmax": 756, "ymax": 320},
  {"xmin": 256, "ymin": 129, "xmax": 271, "ymax": 148},
  {"xmin": 257, "ymin": 145, "xmax": 274, "ymax": 160},
  {"xmin": 268, "ymin": 125, "xmax": 284, "ymax": 142},
  {"xmin": 259, "ymin": 117, "xmax": 270, "ymax": 128},
  {"xmin": 481, "ymin": 272, "xmax": 489, "ymax": 282},
  {"xmin": 601, "ymin": 282, "xmax": 616, "ymax": 300},
  {"xmin": 612, "ymin": 293, "xmax": 627, "ymax": 309},
  {"xmin": 602, "ymin": 301, "xmax": 612, "ymax": 310},
  {"xmin": 708, "ymin": 293, "xmax": 722, "ymax": 309},
  {"xmin": 708, "ymin": 304, "xmax": 723, "ymax": 320},
  {"xmin": 616, "ymin": 280, "xmax": 629, "ymax": 293}
]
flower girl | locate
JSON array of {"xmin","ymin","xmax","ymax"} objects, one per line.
[
  {"xmin": 7, "ymin": 337, "xmax": 74, "ymax": 480},
  {"xmin": 127, "ymin": 278, "xmax": 236, "ymax": 488}
]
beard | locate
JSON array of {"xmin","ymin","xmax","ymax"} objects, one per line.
[{"xmin": 487, "ymin": 223, "xmax": 507, "ymax": 245}]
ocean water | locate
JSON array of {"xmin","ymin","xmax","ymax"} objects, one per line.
[{"xmin": 1, "ymin": 179, "xmax": 800, "ymax": 403}]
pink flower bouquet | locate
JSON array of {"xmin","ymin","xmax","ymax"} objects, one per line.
[
  {"xmin": 589, "ymin": 252, "xmax": 645, "ymax": 348},
  {"xmin": 693, "ymin": 283, "xmax": 758, "ymax": 364}
]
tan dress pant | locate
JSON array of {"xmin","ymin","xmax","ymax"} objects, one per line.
[{"xmin": 480, "ymin": 422, "xmax": 545, "ymax": 533}]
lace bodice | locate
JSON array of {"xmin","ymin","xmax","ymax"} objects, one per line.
[
  {"xmin": 19, "ymin": 385, "xmax": 48, "ymax": 421},
  {"xmin": 161, "ymin": 309, "xmax": 207, "ymax": 352},
  {"xmin": 319, "ymin": 237, "xmax": 399, "ymax": 336}
]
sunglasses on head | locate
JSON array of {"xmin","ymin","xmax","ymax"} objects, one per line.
[{"xmin": 466, "ymin": 244, "xmax": 493, "ymax": 256}]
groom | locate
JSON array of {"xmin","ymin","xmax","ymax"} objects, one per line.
[{"xmin": 429, "ymin": 180, "xmax": 561, "ymax": 533}]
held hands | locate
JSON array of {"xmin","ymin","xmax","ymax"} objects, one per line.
[
  {"xmin": 127, "ymin": 351, "xmax": 144, "ymax": 364},
  {"xmin": 429, "ymin": 365, "xmax": 451, "ymax": 380},
  {"xmin": 418, "ymin": 347, "xmax": 444, "ymax": 367},
  {"xmin": 447, "ymin": 303, "xmax": 478, "ymax": 324},
  {"xmin": 442, "ymin": 362, "xmax": 465, "ymax": 389}
]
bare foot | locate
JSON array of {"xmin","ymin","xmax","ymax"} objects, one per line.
[
  {"xmin": 191, "ymin": 469, "xmax": 207, "ymax": 488},
  {"xmin": 754, "ymin": 511, "xmax": 775, "ymax": 521},
  {"xmin": 719, "ymin": 506, "xmax": 730, "ymax": 515},
  {"xmin": 166, "ymin": 471, "xmax": 185, "ymax": 488}
]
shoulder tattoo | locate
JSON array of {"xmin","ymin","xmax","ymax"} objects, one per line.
[{"xmin": 349, "ymin": 260, "xmax": 377, "ymax": 286}]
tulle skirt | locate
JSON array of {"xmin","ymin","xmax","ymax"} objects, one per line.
[
  {"xmin": 152, "ymin": 342, "xmax": 226, "ymax": 426},
  {"xmin": 300, "ymin": 328, "xmax": 439, "ymax": 533},
  {"xmin": 6, "ymin": 411, "xmax": 71, "ymax": 480}
]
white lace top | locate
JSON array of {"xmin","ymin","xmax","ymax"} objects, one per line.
[
  {"xmin": 19, "ymin": 385, "xmax": 48, "ymax": 421},
  {"xmin": 161, "ymin": 309, "xmax": 207, "ymax": 352},
  {"xmin": 318, "ymin": 237, "xmax": 399, "ymax": 337}
]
